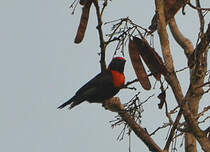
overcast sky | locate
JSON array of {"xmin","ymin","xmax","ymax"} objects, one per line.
[{"xmin": 0, "ymin": 0, "xmax": 209, "ymax": 152}]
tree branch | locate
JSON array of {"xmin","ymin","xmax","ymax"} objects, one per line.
[
  {"xmin": 164, "ymin": 109, "xmax": 182, "ymax": 151},
  {"xmin": 195, "ymin": 23, "xmax": 210, "ymax": 65},
  {"xmin": 155, "ymin": 0, "xmax": 175, "ymax": 73},
  {"xmin": 103, "ymin": 97, "xmax": 163, "ymax": 152},
  {"xmin": 188, "ymin": 2, "xmax": 210, "ymax": 11},
  {"xmin": 149, "ymin": 0, "xmax": 190, "ymax": 32},
  {"xmin": 93, "ymin": 0, "xmax": 106, "ymax": 72},
  {"xmin": 195, "ymin": 0, "xmax": 205, "ymax": 35},
  {"xmin": 155, "ymin": 1, "xmax": 210, "ymax": 151},
  {"xmin": 169, "ymin": 18, "xmax": 194, "ymax": 61}
]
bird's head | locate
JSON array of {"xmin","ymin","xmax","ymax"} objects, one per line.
[{"xmin": 108, "ymin": 57, "xmax": 126, "ymax": 73}]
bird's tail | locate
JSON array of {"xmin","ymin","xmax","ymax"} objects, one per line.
[
  {"xmin": 57, "ymin": 96, "xmax": 83, "ymax": 109},
  {"xmin": 57, "ymin": 97, "xmax": 74, "ymax": 109}
]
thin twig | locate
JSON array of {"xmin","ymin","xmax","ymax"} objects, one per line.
[
  {"xmin": 188, "ymin": 2, "xmax": 210, "ymax": 11},
  {"xmin": 175, "ymin": 67, "xmax": 189, "ymax": 73},
  {"xmin": 149, "ymin": 123, "xmax": 171, "ymax": 136},
  {"xmin": 196, "ymin": 106, "xmax": 210, "ymax": 120},
  {"xmin": 123, "ymin": 79, "xmax": 138, "ymax": 88},
  {"xmin": 69, "ymin": 0, "xmax": 79, "ymax": 14},
  {"xmin": 196, "ymin": 0, "xmax": 205, "ymax": 42},
  {"xmin": 164, "ymin": 110, "xmax": 182, "ymax": 151},
  {"xmin": 100, "ymin": 0, "xmax": 108, "ymax": 15},
  {"xmin": 198, "ymin": 116, "xmax": 210, "ymax": 124},
  {"xmin": 196, "ymin": 81, "xmax": 210, "ymax": 88}
]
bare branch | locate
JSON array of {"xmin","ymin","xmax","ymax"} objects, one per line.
[
  {"xmin": 104, "ymin": 97, "xmax": 164, "ymax": 152},
  {"xmin": 93, "ymin": 0, "xmax": 106, "ymax": 72},
  {"xmin": 69, "ymin": 0, "xmax": 79, "ymax": 14},
  {"xmin": 156, "ymin": 1, "xmax": 210, "ymax": 151},
  {"xmin": 196, "ymin": 81, "xmax": 210, "ymax": 88},
  {"xmin": 150, "ymin": 123, "xmax": 171, "ymax": 136},
  {"xmin": 164, "ymin": 110, "xmax": 182, "ymax": 151},
  {"xmin": 100, "ymin": 0, "xmax": 108, "ymax": 16},
  {"xmin": 149, "ymin": 0, "xmax": 190, "ymax": 32},
  {"xmin": 155, "ymin": 0, "xmax": 175, "ymax": 72},
  {"xmin": 197, "ymin": 106, "xmax": 210, "ymax": 120},
  {"xmin": 195, "ymin": 0, "xmax": 205, "ymax": 35},
  {"xmin": 123, "ymin": 79, "xmax": 138, "ymax": 88},
  {"xmin": 194, "ymin": 23, "xmax": 210, "ymax": 65},
  {"xmin": 198, "ymin": 116, "xmax": 210, "ymax": 124},
  {"xmin": 188, "ymin": 2, "xmax": 210, "ymax": 11},
  {"xmin": 169, "ymin": 18, "xmax": 194, "ymax": 61},
  {"xmin": 176, "ymin": 67, "xmax": 189, "ymax": 73}
]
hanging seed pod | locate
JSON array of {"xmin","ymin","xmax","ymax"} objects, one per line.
[
  {"xmin": 74, "ymin": 1, "xmax": 92, "ymax": 43},
  {"xmin": 128, "ymin": 38, "xmax": 151, "ymax": 90},
  {"xmin": 133, "ymin": 37, "xmax": 167, "ymax": 81}
]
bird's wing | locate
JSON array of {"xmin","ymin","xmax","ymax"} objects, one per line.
[{"xmin": 75, "ymin": 70, "xmax": 113, "ymax": 96}]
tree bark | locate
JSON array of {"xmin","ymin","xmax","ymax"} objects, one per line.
[
  {"xmin": 155, "ymin": 1, "xmax": 210, "ymax": 151},
  {"xmin": 169, "ymin": 17, "xmax": 198, "ymax": 152},
  {"xmin": 185, "ymin": 133, "xmax": 197, "ymax": 152}
]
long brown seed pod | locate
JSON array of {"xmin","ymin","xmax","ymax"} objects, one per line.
[
  {"xmin": 133, "ymin": 37, "xmax": 167, "ymax": 81},
  {"xmin": 74, "ymin": 1, "xmax": 92, "ymax": 43},
  {"xmin": 128, "ymin": 38, "xmax": 151, "ymax": 90}
]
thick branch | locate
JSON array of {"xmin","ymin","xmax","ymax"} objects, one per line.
[
  {"xmin": 155, "ymin": 0, "xmax": 184, "ymax": 106},
  {"xmin": 149, "ymin": 0, "xmax": 190, "ymax": 32},
  {"xmin": 104, "ymin": 98, "xmax": 163, "ymax": 152},
  {"xmin": 169, "ymin": 18, "xmax": 194, "ymax": 59},
  {"xmin": 155, "ymin": 1, "xmax": 210, "ymax": 151},
  {"xmin": 155, "ymin": 0, "xmax": 175, "ymax": 73},
  {"xmin": 183, "ymin": 23, "xmax": 210, "ymax": 152}
]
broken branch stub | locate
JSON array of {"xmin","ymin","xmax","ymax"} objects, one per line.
[
  {"xmin": 149, "ymin": 0, "xmax": 188, "ymax": 32},
  {"xmin": 79, "ymin": 0, "xmax": 87, "ymax": 6}
]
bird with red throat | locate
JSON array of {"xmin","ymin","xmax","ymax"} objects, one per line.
[{"xmin": 58, "ymin": 57, "xmax": 126, "ymax": 109}]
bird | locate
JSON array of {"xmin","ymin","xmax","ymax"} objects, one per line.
[{"xmin": 58, "ymin": 57, "xmax": 126, "ymax": 109}]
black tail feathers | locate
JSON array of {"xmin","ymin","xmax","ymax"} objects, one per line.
[
  {"xmin": 57, "ymin": 98, "xmax": 74, "ymax": 109},
  {"xmin": 57, "ymin": 96, "xmax": 84, "ymax": 109}
]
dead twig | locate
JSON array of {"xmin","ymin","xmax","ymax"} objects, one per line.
[{"xmin": 187, "ymin": 2, "xmax": 210, "ymax": 11}]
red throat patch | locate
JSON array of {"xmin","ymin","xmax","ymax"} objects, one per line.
[{"xmin": 111, "ymin": 70, "xmax": 125, "ymax": 88}]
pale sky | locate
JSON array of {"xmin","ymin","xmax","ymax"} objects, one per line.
[{"xmin": 0, "ymin": 0, "xmax": 209, "ymax": 152}]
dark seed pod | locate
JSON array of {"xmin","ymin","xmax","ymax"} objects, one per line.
[
  {"xmin": 133, "ymin": 37, "xmax": 167, "ymax": 81},
  {"xmin": 128, "ymin": 38, "xmax": 151, "ymax": 90},
  {"xmin": 74, "ymin": 1, "xmax": 92, "ymax": 43}
]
